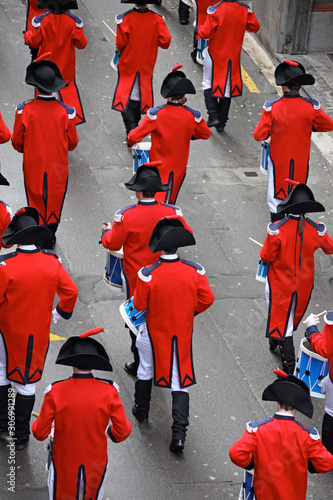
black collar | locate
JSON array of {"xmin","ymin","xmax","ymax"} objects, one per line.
[
  {"xmin": 274, "ymin": 413, "xmax": 295, "ymax": 421},
  {"xmin": 72, "ymin": 373, "xmax": 94, "ymax": 379},
  {"xmin": 17, "ymin": 247, "xmax": 41, "ymax": 254},
  {"xmin": 160, "ymin": 256, "xmax": 180, "ymax": 263},
  {"xmin": 283, "ymin": 91, "xmax": 300, "ymax": 99},
  {"xmin": 137, "ymin": 200, "xmax": 158, "ymax": 206},
  {"xmin": 166, "ymin": 102, "xmax": 182, "ymax": 107}
]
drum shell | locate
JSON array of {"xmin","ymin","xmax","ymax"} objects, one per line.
[
  {"xmin": 104, "ymin": 249, "xmax": 124, "ymax": 289},
  {"xmin": 196, "ymin": 38, "xmax": 209, "ymax": 65},
  {"xmin": 119, "ymin": 297, "xmax": 147, "ymax": 336},
  {"xmin": 260, "ymin": 140, "xmax": 270, "ymax": 175},
  {"xmin": 294, "ymin": 337, "xmax": 329, "ymax": 399},
  {"xmin": 239, "ymin": 470, "xmax": 256, "ymax": 500},
  {"xmin": 132, "ymin": 142, "xmax": 151, "ymax": 173},
  {"xmin": 255, "ymin": 259, "xmax": 270, "ymax": 283}
]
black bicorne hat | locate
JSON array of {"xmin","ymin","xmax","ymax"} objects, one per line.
[
  {"xmin": 121, "ymin": 0, "xmax": 160, "ymax": 4},
  {"xmin": 55, "ymin": 327, "xmax": 113, "ymax": 371},
  {"xmin": 37, "ymin": 0, "xmax": 78, "ymax": 9},
  {"xmin": 275, "ymin": 59, "xmax": 315, "ymax": 87},
  {"xmin": 262, "ymin": 369, "xmax": 313, "ymax": 418},
  {"xmin": 26, "ymin": 53, "xmax": 67, "ymax": 93},
  {"xmin": 1, "ymin": 207, "xmax": 53, "ymax": 246},
  {"xmin": 161, "ymin": 64, "xmax": 196, "ymax": 98},
  {"xmin": 125, "ymin": 161, "xmax": 169, "ymax": 192},
  {"xmin": 277, "ymin": 183, "xmax": 325, "ymax": 215},
  {"xmin": 148, "ymin": 217, "xmax": 195, "ymax": 253},
  {"xmin": 0, "ymin": 172, "xmax": 9, "ymax": 186}
]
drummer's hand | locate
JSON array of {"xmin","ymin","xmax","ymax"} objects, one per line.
[
  {"xmin": 52, "ymin": 309, "xmax": 62, "ymax": 325},
  {"xmin": 102, "ymin": 222, "xmax": 112, "ymax": 232},
  {"xmin": 304, "ymin": 313, "xmax": 320, "ymax": 328}
]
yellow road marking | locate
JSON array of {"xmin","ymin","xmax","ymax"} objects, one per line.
[
  {"xmin": 50, "ymin": 333, "xmax": 66, "ymax": 341},
  {"xmin": 241, "ymin": 65, "xmax": 260, "ymax": 93}
]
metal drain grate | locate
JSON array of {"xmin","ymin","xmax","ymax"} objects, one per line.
[
  {"xmin": 327, "ymin": 53, "xmax": 333, "ymax": 63},
  {"xmin": 244, "ymin": 171, "xmax": 258, "ymax": 177}
]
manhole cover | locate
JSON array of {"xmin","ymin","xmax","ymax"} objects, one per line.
[{"xmin": 244, "ymin": 171, "xmax": 258, "ymax": 177}]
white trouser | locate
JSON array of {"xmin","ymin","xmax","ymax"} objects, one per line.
[
  {"xmin": 0, "ymin": 335, "xmax": 37, "ymax": 395},
  {"xmin": 202, "ymin": 48, "xmax": 231, "ymax": 98},
  {"xmin": 267, "ymin": 156, "xmax": 281, "ymax": 213},
  {"xmin": 325, "ymin": 376, "xmax": 333, "ymax": 418},
  {"xmin": 136, "ymin": 325, "xmax": 188, "ymax": 393},
  {"xmin": 130, "ymin": 74, "xmax": 140, "ymax": 101},
  {"xmin": 265, "ymin": 283, "xmax": 296, "ymax": 338}
]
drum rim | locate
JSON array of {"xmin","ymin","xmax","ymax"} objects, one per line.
[
  {"xmin": 299, "ymin": 337, "xmax": 328, "ymax": 362},
  {"xmin": 132, "ymin": 142, "xmax": 152, "ymax": 150}
]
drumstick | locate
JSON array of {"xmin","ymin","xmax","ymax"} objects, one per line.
[
  {"xmin": 249, "ymin": 237, "xmax": 263, "ymax": 248},
  {"xmin": 32, "ymin": 411, "xmax": 39, "ymax": 418},
  {"xmin": 103, "ymin": 20, "xmax": 116, "ymax": 37},
  {"xmin": 302, "ymin": 310, "xmax": 327, "ymax": 324}
]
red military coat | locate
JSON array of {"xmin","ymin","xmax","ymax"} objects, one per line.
[
  {"xmin": 102, "ymin": 200, "xmax": 190, "ymax": 296},
  {"xmin": 0, "ymin": 111, "xmax": 11, "ymax": 144},
  {"xmin": 193, "ymin": 0, "xmax": 213, "ymax": 26},
  {"xmin": 229, "ymin": 414, "xmax": 333, "ymax": 500},
  {"xmin": 112, "ymin": 8, "xmax": 171, "ymax": 114},
  {"xmin": 133, "ymin": 257, "xmax": 214, "ymax": 388},
  {"xmin": 32, "ymin": 374, "xmax": 131, "ymax": 500},
  {"xmin": 24, "ymin": 11, "xmax": 88, "ymax": 125},
  {"xmin": 253, "ymin": 93, "xmax": 333, "ymax": 201},
  {"xmin": 24, "ymin": 0, "xmax": 46, "ymax": 32},
  {"xmin": 0, "ymin": 248, "xmax": 78, "ymax": 384},
  {"xmin": 197, "ymin": 0, "xmax": 260, "ymax": 98},
  {"xmin": 0, "ymin": 201, "xmax": 12, "ymax": 251},
  {"xmin": 308, "ymin": 323, "xmax": 333, "ymax": 380},
  {"xmin": 127, "ymin": 103, "xmax": 211, "ymax": 204},
  {"xmin": 12, "ymin": 96, "xmax": 78, "ymax": 226},
  {"xmin": 260, "ymin": 216, "xmax": 333, "ymax": 340}
]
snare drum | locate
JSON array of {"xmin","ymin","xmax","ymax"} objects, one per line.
[
  {"xmin": 239, "ymin": 470, "xmax": 256, "ymax": 500},
  {"xmin": 132, "ymin": 142, "xmax": 151, "ymax": 173},
  {"xmin": 196, "ymin": 38, "xmax": 209, "ymax": 65},
  {"xmin": 260, "ymin": 140, "xmax": 270, "ymax": 175},
  {"xmin": 119, "ymin": 297, "xmax": 147, "ymax": 336},
  {"xmin": 104, "ymin": 249, "xmax": 124, "ymax": 289},
  {"xmin": 294, "ymin": 338, "xmax": 329, "ymax": 398},
  {"xmin": 111, "ymin": 49, "xmax": 120, "ymax": 71},
  {"xmin": 255, "ymin": 259, "xmax": 270, "ymax": 283}
]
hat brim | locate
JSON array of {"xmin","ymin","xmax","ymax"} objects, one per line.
[
  {"xmin": 37, "ymin": 0, "xmax": 78, "ymax": 9},
  {"xmin": 161, "ymin": 78, "xmax": 196, "ymax": 99},
  {"xmin": 56, "ymin": 337, "xmax": 113, "ymax": 371},
  {"xmin": 149, "ymin": 226, "xmax": 196, "ymax": 252},
  {"xmin": 25, "ymin": 60, "xmax": 68, "ymax": 93},
  {"xmin": 262, "ymin": 379, "xmax": 313, "ymax": 418},
  {"xmin": 0, "ymin": 172, "xmax": 9, "ymax": 186},
  {"xmin": 2, "ymin": 225, "xmax": 53, "ymax": 246},
  {"xmin": 277, "ymin": 200, "xmax": 325, "ymax": 215},
  {"xmin": 284, "ymin": 74, "xmax": 315, "ymax": 87}
]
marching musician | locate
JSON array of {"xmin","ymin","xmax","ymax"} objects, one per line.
[
  {"xmin": 253, "ymin": 60, "xmax": 333, "ymax": 222},
  {"xmin": 127, "ymin": 65, "xmax": 211, "ymax": 205},
  {"xmin": 11, "ymin": 56, "xmax": 79, "ymax": 247},
  {"xmin": 196, "ymin": 0, "xmax": 260, "ymax": 133},
  {"xmin": 24, "ymin": 0, "xmax": 88, "ymax": 125},
  {"xmin": 304, "ymin": 311, "xmax": 333, "ymax": 454},
  {"xmin": 0, "ymin": 113, "xmax": 11, "ymax": 250},
  {"xmin": 23, "ymin": 0, "xmax": 47, "ymax": 61},
  {"xmin": 260, "ymin": 183, "xmax": 333, "ymax": 375},
  {"xmin": 0, "ymin": 207, "xmax": 78, "ymax": 449},
  {"xmin": 101, "ymin": 161, "xmax": 192, "ymax": 377},
  {"xmin": 112, "ymin": 0, "xmax": 171, "ymax": 138},
  {"xmin": 191, "ymin": 0, "xmax": 213, "ymax": 63},
  {"xmin": 32, "ymin": 328, "xmax": 132, "ymax": 499},
  {"xmin": 229, "ymin": 369, "xmax": 333, "ymax": 500},
  {"xmin": 132, "ymin": 217, "xmax": 214, "ymax": 452}
]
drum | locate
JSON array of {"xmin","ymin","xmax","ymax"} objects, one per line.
[
  {"xmin": 132, "ymin": 142, "xmax": 151, "ymax": 173},
  {"xmin": 119, "ymin": 297, "xmax": 147, "ymax": 336},
  {"xmin": 46, "ymin": 429, "xmax": 54, "ymax": 472},
  {"xmin": 239, "ymin": 470, "xmax": 256, "ymax": 500},
  {"xmin": 104, "ymin": 249, "xmax": 124, "ymax": 289},
  {"xmin": 196, "ymin": 38, "xmax": 209, "ymax": 65},
  {"xmin": 260, "ymin": 140, "xmax": 270, "ymax": 175},
  {"xmin": 255, "ymin": 259, "xmax": 270, "ymax": 283},
  {"xmin": 294, "ymin": 337, "xmax": 329, "ymax": 398},
  {"xmin": 110, "ymin": 49, "xmax": 120, "ymax": 71}
]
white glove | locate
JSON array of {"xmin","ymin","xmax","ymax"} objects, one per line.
[
  {"xmin": 304, "ymin": 313, "xmax": 320, "ymax": 328},
  {"xmin": 52, "ymin": 309, "xmax": 62, "ymax": 325}
]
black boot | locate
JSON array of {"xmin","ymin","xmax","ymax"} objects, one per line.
[
  {"xmin": 217, "ymin": 97, "xmax": 231, "ymax": 133},
  {"xmin": 269, "ymin": 338, "xmax": 278, "ymax": 352},
  {"xmin": 322, "ymin": 412, "xmax": 333, "ymax": 454},
  {"xmin": 132, "ymin": 379, "xmax": 152, "ymax": 423},
  {"xmin": 122, "ymin": 100, "xmax": 141, "ymax": 137},
  {"xmin": 124, "ymin": 330, "xmax": 139, "ymax": 377},
  {"xmin": 178, "ymin": 0, "xmax": 190, "ymax": 24},
  {"xmin": 170, "ymin": 391, "xmax": 189, "ymax": 452},
  {"xmin": 15, "ymin": 393, "xmax": 35, "ymax": 450},
  {"xmin": 279, "ymin": 337, "xmax": 295, "ymax": 375},
  {"xmin": 204, "ymin": 89, "xmax": 220, "ymax": 128},
  {"xmin": 0, "ymin": 385, "xmax": 11, "ymax": 442}
]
